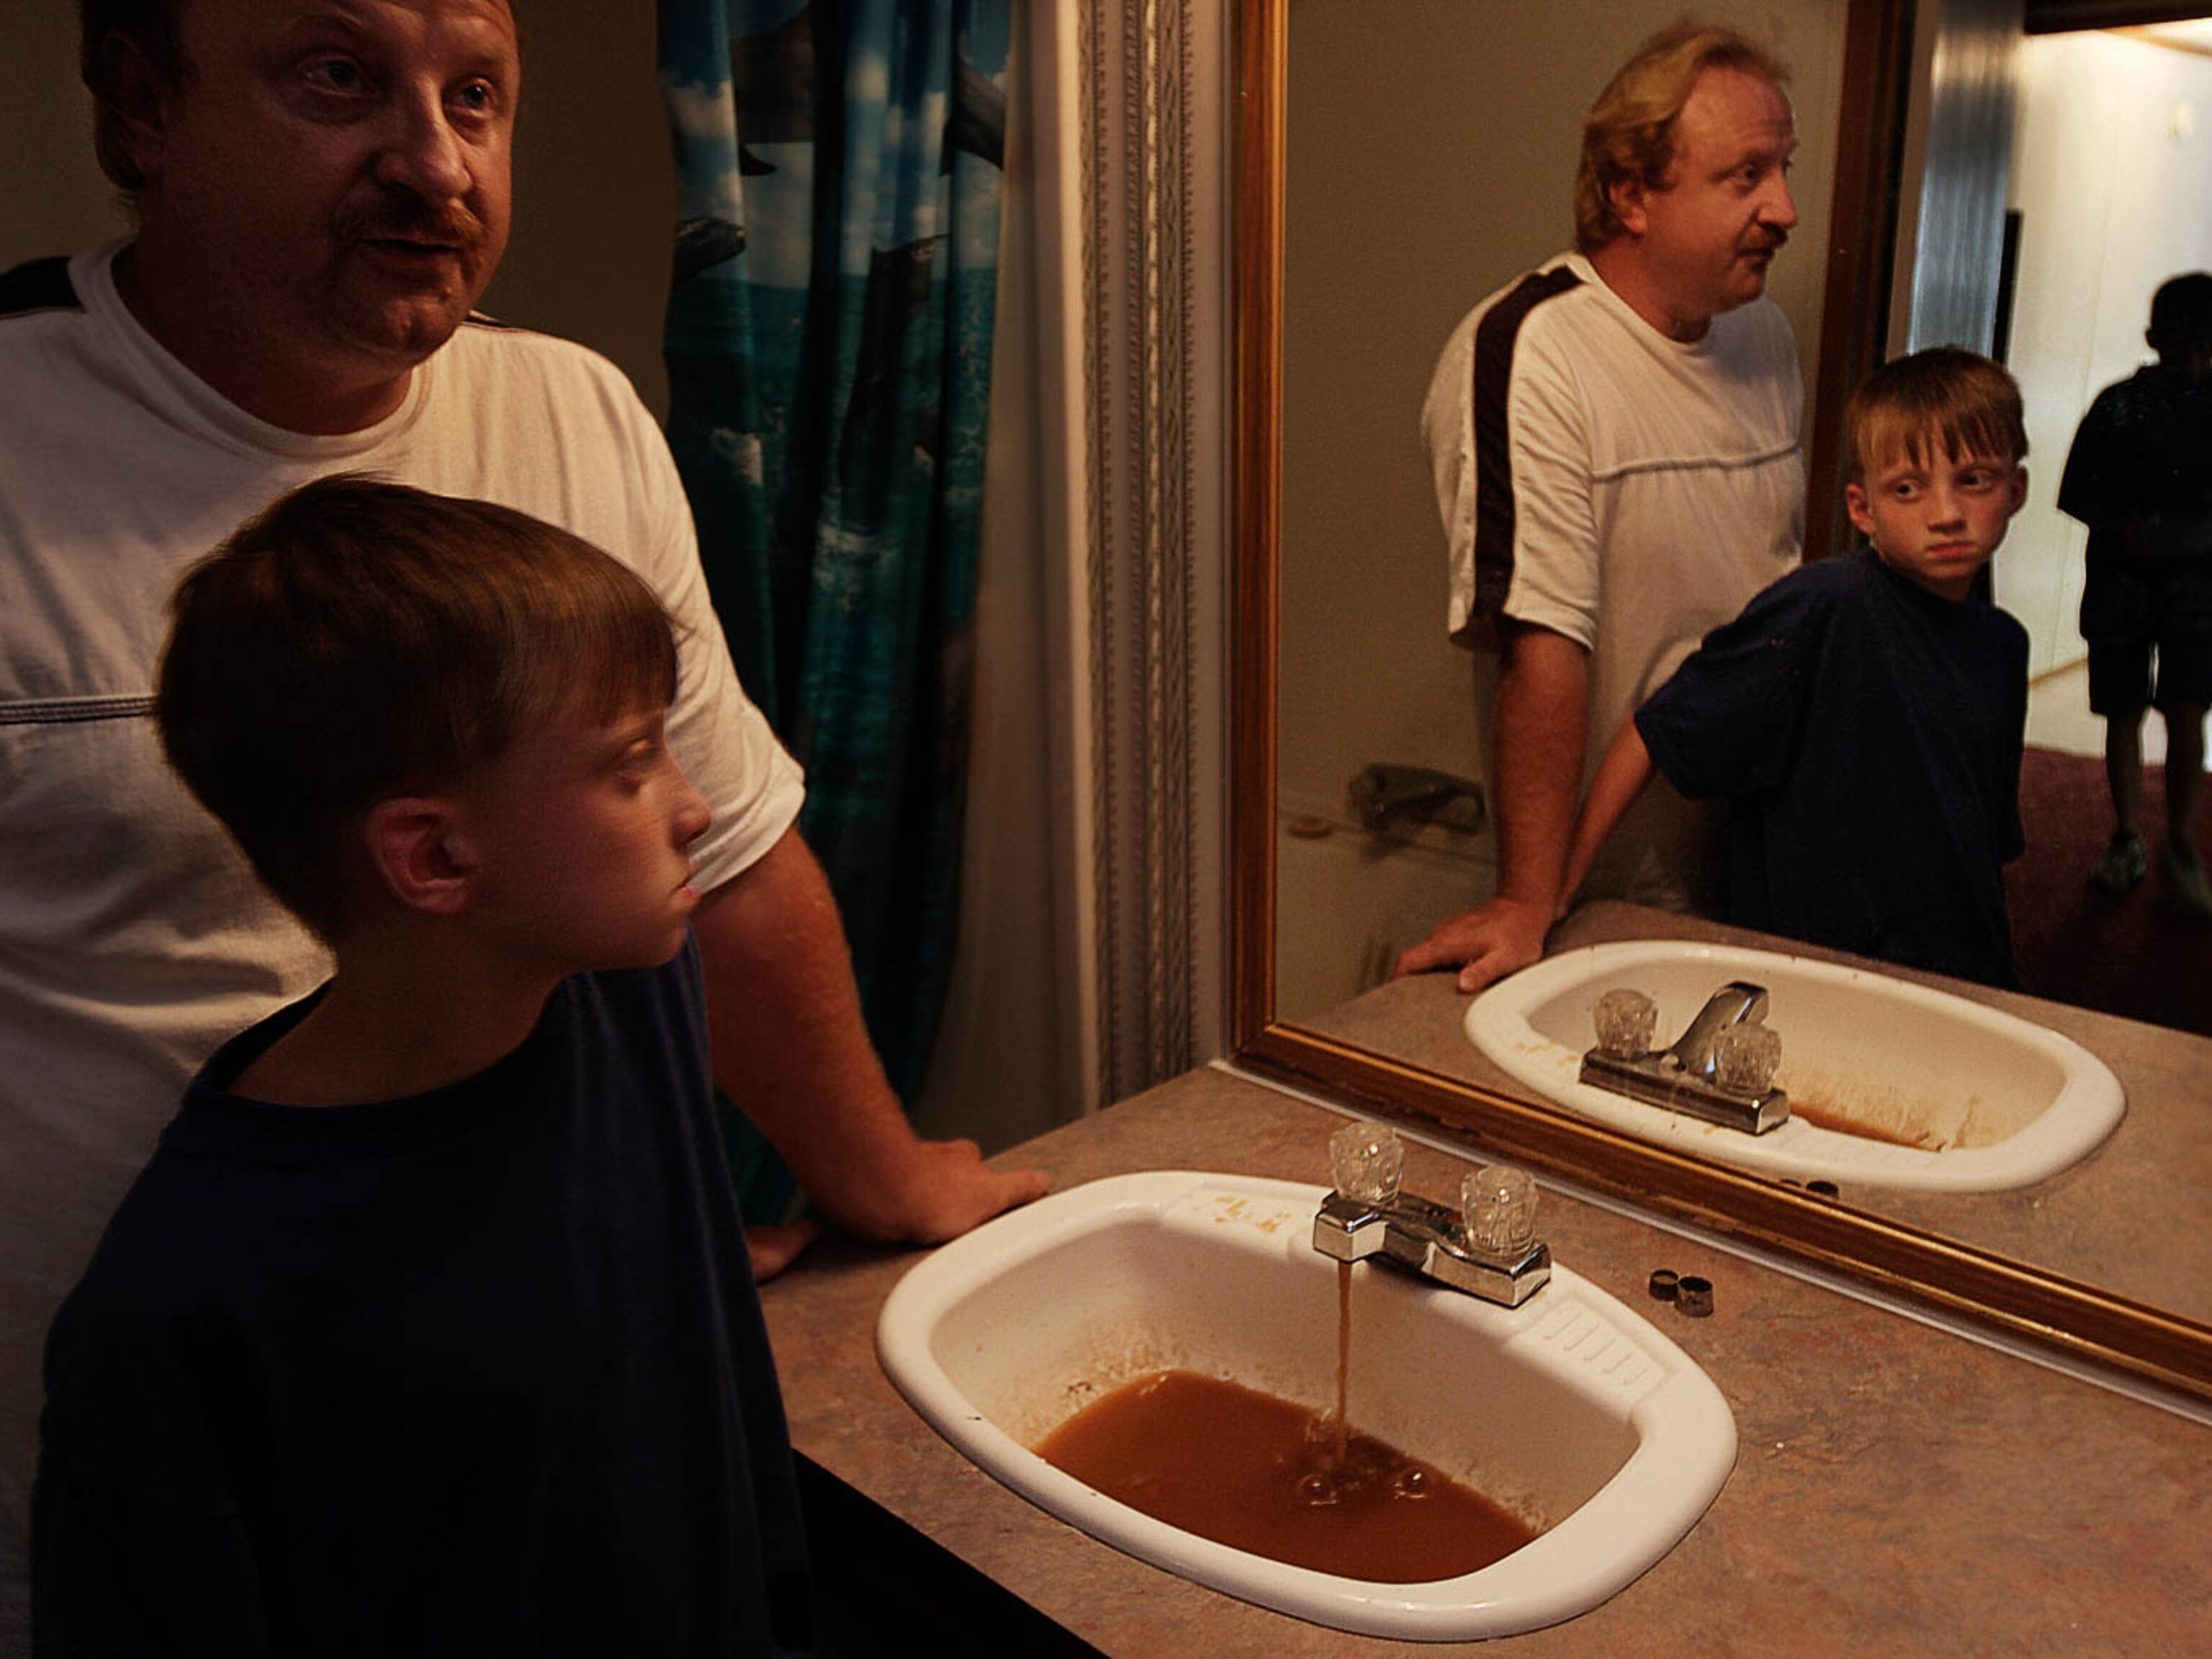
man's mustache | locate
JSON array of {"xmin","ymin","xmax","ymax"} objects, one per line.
[{"xmin": 333, "ymin": 192, "xmax": 486, "ymax": 252}]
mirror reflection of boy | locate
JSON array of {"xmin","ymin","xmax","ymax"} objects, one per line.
[
  {"xmin": 2057, "ymin": 271, "xmax": 2212, "ymax": 914},
  {"xmin": 34, "ymin": 478, "xmax": 817, "ymax": 1655},
  {"xmin": 1559, "ymin": 348, "xmax": 2031, "ymax": 987}
]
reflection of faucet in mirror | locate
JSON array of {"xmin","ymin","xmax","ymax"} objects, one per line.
[
  {"xmin": 1578, "ymin": 983, "xmax": 1789, "ymax": 1136},
  {"xmin": 1349, "ymin": 763, "xmax": 1485, "ymax": 837}
]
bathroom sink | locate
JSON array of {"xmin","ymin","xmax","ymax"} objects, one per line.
[
  {"xmin": 876, "ymin": 1169, "xmax": 1735, "ymax": 1641},
  {"xmin": 1465, "ymin": 940, "xmax": 2126, "ymax": 1192}
]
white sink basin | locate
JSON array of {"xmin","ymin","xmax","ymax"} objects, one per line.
[
  {"xmin": 876, "ymin": 1169, "xmax": 1735, "ymax": 1641},
  {"xmin": 1466, "ymin": 940, "xmax": 2126, "ymax": 1192}
]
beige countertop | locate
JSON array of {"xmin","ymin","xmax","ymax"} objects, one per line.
[
  {"xmin": 759, "ymin": 1065, "xmax": 2212, "ymax": 1656},
  {"xmin": 1298, "ymin": 900, "xmax": 2212, "ymax": 1332}
]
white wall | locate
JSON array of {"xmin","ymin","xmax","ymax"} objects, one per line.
[{"xmin": 1999, "ymin": 28, "xmax": 2212, "ymax": 679}]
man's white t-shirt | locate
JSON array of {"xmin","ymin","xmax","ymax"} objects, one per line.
[{"xmin": 1421, "ymin": 249, "xmax": 1804, "ymax": 906}]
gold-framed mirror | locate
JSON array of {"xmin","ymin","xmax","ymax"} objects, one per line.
[{"xmin": 1229, "ymin": 0, "xmax": 2212, "ymax": 1403}]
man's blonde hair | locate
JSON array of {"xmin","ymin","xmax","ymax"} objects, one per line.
[
  {"xmin": 1573, "ymin": 21, "xmax": 1791, "ymax": 253},
  {"xmin": 1845, "ymin": 347, "xmax": 2028, "ymax": 483}
]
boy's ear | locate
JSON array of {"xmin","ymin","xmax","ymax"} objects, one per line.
[
  {"xmin": 364, "ymin": 797, "xmax": 478, "ymax": 917},
  {"xmin": 1844, "ymin": 481, "xmax": 1876, "ymax": 540},
  {"xmin": 2005, "ymin": 464, "xmax": 2028, "ymax": 516}
]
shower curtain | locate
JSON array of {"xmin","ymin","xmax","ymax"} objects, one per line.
[{"xmin": 658, "ymin": 0, "xmax": 1009, "ymax": 1214}]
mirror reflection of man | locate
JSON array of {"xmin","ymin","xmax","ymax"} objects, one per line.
[
  {"xmin": 1401, "ymin": 23, "xmax": 1805, "ymax": 992},
  {"xmin": 0, "ymin": 0, "xmax": 1046, "ymax": 1627}
]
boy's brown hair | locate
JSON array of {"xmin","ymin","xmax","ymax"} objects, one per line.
[
  {"xmin": 1845, "ymin": 346, "xmax": 2028, "ymax": 483},
  {"xmin": 1574, "ymin": 22, "xmax": 1791, "ymax": 253},
  {"xmin": 156, "ymin": 475, "xmax": 680, "ymax": 940}
]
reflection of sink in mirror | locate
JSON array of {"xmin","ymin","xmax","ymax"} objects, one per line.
[
  {"xmin": 1465, "ymin": 940, "xmax": 2126, "ymax": 1192},
  {"xmin": 876, "ymin": 1169, "xmax": 1735, "ymax": 1641}
]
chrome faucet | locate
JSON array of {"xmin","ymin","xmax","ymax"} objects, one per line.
[
  {"xmin": 1311, "ymin": 1123, "xmax": 1550, "ymax": 1308},
  {"xmin": 1578, "ymin": 981, "xmax": 1790, "ymax": 1135}
]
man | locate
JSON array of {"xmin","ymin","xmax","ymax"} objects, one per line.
[
  {"xmin": 1398, "ymin": 24, "xmax": 1805, "ymax": 993},
  {"xmin": 0, "ymin": 0, "xmax": 1044, "ymax": 1629}
]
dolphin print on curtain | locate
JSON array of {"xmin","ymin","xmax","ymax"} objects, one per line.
[{"xmin": 657, "ymin": 0, "xmax": 1008, "ymax": 1197}]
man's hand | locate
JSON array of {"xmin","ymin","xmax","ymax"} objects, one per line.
[
  {"xmin": 839, "ymin": 1138, "xmax": 1053, "ymax": 1247},
  {"xmin": 1392, "ymin": 895, "xmax": 1552, "ymax": 994},
  {"xmin": 744, "ymin": 1220, "xmax": 822, "ymax": 1282},
  {"xmin": 1397, "ymin": 624, "xmax": 1588, "ymax": 997},
  {"xmin": 742, "ymin": 1143, "xmax": 1050, "ymax": 1281}
]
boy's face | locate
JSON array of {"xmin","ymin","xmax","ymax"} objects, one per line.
[
  {"xmin": 457, "ymin": 699, "xmax": 712, "ymax": 976},
  {"xmin": 1845, "ymin": 446, "xmax": 2026, "ymax": 603}
]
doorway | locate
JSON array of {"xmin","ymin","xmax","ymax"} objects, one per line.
[{"xmin": 1999, "ymin": 18, "xmax": 2212, "ymax": 752}]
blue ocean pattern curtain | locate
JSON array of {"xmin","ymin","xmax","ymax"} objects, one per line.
[{"xmin": 658, "ymin": 2, "xmax": 1007, "ymax": 1133}]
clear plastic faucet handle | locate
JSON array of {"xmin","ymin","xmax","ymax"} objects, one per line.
[
  {"xmin": 1462, "ymin": 1164, "xmax": 1538, "ymax": 1256},
  {"xmin": 1328, "ymin": 1121, "xmax": 1404, "ymax": 1202},
  {"xmin": 1713, "ymin": 1022, "xmax": 1783, "ymax": 1094},
  {"xmin": 1592, "ymin": 988, "xmax": 1659, "ymax": 1057}
]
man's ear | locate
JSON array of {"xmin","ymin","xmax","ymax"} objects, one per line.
[
  {"xmin": 1608, "ymin": 175, "xmax": 1649, "ymax": 240},
  {"xmin": 1844, "ymin": 481, "xmax": 1875, "ymax": 540},
  {"xmin": 364, "ymin": 797, "xmax": 477, "ymax": 917},
  {"xmin": 94, "ymin": 31, "xmax": 176, "ymax": 187}
]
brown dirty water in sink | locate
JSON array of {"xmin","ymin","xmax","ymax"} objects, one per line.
[
  {"xmin": 1786, "ymin": 1092, "xmax": 1943, "ymax": 1148},
  {"xmin": 1033, "ymin": 1369, "xmax": 1538, "ymax": 1583},
  {"xmin": 1773, "ymin": 1061, "xmax": 2005, "ymax": 1151}
]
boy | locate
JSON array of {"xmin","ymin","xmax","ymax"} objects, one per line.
[
  {"xmin": 33, "ymin": 478, "xmax": 816, "ymax": 1655},
  {"xmin": 1560, "ymin": 348, "xmax": 2031, "ymax": 987},
  {"xmin": 2058, "ymin": 271, "xmax": 2212, "ymax": 914}
]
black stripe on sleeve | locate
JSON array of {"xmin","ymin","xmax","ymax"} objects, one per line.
[{"xmin": 1470, "ymin": 265, "xmax": 1582, "ymax": 624}]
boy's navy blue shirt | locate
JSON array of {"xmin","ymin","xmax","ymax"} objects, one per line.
[
  {"xmin": 33, "ymin": 937, "xmax": 814, "ymax": 1658},
  {"xmin": 1635, "ymin": 546, "xmax": 2028, "ymax": 989}
]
